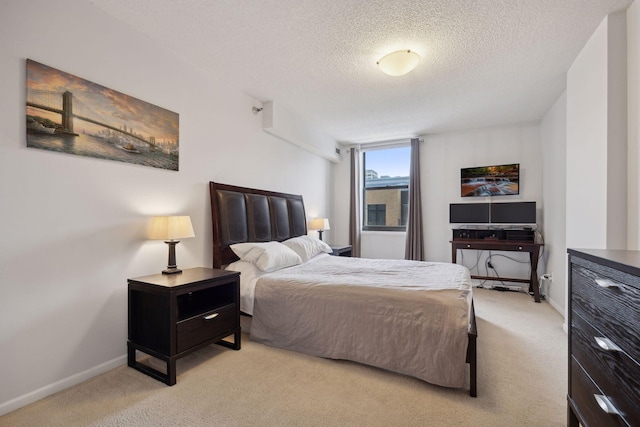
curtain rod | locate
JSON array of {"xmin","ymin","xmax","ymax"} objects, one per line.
[{"xmin": 346, "ymin": 137, "xmax": 423, "ymax": 150}]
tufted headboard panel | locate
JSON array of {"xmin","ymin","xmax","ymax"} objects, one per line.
[{"xmin": 209, "ymin": 182, "xmax": 307, "ymax": 268}]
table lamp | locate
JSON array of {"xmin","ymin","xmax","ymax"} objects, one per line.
[
  {"xmin": 309, "ymin": 218, "xmax": 330, "ymax": 241},
  {"xmin": 149, "ymin": 215, "xmax": 195, "ymax": 274}
]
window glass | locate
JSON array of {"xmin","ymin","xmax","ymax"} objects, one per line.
[
  {"xmin": 362, "ymin": 146, "xmax": 410, "ymax": 231},
  {"xmin": 367, "ymin": 204, "xmax": 386, "ymax": 225}
]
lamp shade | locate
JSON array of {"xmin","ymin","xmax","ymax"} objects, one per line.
[
  {"xmin": 149, "ymin": 216, "xmax": 195, "ymax": 240},
  {"xmin": 377, "ymin": 49, "xmax": 420, "ymax": 76},
  {"xmin": 309, "ymin": 218, "xmax": 330, "ymax": 231}
]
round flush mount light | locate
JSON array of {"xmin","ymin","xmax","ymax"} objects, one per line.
[{"xmin": 377, "ymin": 49, "xmax": 421, "ymax": 76}]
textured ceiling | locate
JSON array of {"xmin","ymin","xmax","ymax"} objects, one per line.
[{"xmin": 89, "ymin": 0, "xmax": 633, "ymax": 144}]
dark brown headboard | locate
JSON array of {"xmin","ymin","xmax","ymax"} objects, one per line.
[{"xmin": 209, "ymin": 182, "xmax": 307, "ymax": 268}]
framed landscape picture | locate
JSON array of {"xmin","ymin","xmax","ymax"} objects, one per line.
[{"xmin": 26, "ymin": 59, "xmax": 180, "ymax": 171}]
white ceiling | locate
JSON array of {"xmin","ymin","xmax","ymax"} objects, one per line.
[{"xmin": 89, "ymin": 0, "xmax": 633, "ymax": 144}]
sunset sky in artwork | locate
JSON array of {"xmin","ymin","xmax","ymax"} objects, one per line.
[{"xmin": 26, "ymin": 60, "xmax": 179, "ymax": 144}]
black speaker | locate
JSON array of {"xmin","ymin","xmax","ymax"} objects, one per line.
[
  {"xmin": 505, "ymin": 229, "xmax": 535, "ymax": 242},
  {"xmin": 453, "ymin": 229, "xmax": 478, "ymax": 239},
  {"xmin": 453, "ymin": 228, "xmax": 534, "ymax": 242}
]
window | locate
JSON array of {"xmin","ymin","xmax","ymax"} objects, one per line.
[
  {"xmin": 362, "ymin": 146, "xmax": 411, "ymax": 231},
  {"xmin": 367, "ymin": 204, "xmax": 386, "ymax": 225}
]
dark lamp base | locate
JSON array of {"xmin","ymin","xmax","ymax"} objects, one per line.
[{"xmin": 162, "ymin": 240, "xmax": 183, "ymax": 275}]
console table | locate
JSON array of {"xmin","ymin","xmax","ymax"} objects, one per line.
[{"xmin": 451, "ymin": 239, "xmax": 544, "ymax": 302}]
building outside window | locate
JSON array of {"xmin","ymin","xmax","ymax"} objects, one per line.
[
  {"xmin": 362, "ymin": 146, "xmax": 410, "ymax": 231},
  {"xmin": 367, "ymin": 203, "xmax": 386, "ymax": 225}
]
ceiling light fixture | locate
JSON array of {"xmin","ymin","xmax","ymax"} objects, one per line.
[{"xmin": 377, "ymin": 49, "xmax": 420, "ymax": 76}]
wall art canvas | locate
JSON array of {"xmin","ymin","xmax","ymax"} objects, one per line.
[{"xmin": 26, "ymin": 59, "xmax": 179, "ymax": 171}]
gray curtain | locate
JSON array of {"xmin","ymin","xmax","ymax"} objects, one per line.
[
  {"xmin": 405, "ymin": 138, "xmax": 424, "ymax": 260},
  {"xmin": 349, "ymin": 147, "xmax": 361, "ymax": 257}
]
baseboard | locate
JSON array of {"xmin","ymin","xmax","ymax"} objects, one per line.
[
  {"xmin": 0, "ymin": 354, "xmax": 127, "ymax": 417},
  {"xmin": 546, "ymin": 296, "xmax": 564, "ymax": 317},
  {"xmin": 545, "ymin": 296, "xmax": 569, "ymax": 333}
]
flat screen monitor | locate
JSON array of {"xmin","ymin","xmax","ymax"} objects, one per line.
[
  {"xmin": 449, "ymin": 203, "xmax": 490, "ymax": 223},
  {"xmin": 490, "ymin": 201, "xmax": 536, "ymax": 224},
  {"xmin": 461, "ymin": 163, "xmax": 520, "ymax": 197}
]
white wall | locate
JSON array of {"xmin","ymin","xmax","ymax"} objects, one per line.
[
  {"xmin": 331, "ymin": 148, "xmax": 351, "ymax": 247},
  {"xmin": 423, "ymin": 124, "xmax": 543, "ymax": 281},
  {"xmin": 0, "ymin": 0, "xmax": 332, "ymax": 414},
  {"xmin": 361, "ymin": 231, "xmax": 407, "ymax": 259},
  {"xmin": 540, "ymin": 92, "xmax": 567, "ymax": 316},
  {"xmin": 629, "ymin": 1, "xmax": 640, "ymax": 249},
  {"xmin": 566, "ymin": 12, "xmax": 628, "ymax": 251},
  {"xmin": 522, "ymin": 3, "xmax": 639, "ymax": 321},
  {"xmin": 333, "ymin": 124, "xmax": 544, "ymax": 281}
]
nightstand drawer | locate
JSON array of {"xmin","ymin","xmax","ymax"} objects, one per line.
[
  {"xmin": 176, "ymin": 303, "xmax": 237, "ymax": 353},
  {"xmin": 571, "ymin": 264, "xmax": 640, "ymax": 360},
  {"xmin": 570, "ymin": 358, "xmax": 627, "ymax": 427},
  {"xmin": 571, "ymin": 312, "xmax": 640, "ymax": 423}
]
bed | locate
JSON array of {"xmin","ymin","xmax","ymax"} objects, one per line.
[{"xmin": 209, "ymin": 182, "xmax": 477, "ymax": 396}]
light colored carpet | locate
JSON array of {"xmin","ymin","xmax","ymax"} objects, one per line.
[{"xmin": 0, "ymin": 288, "xmax": 567, "ymax": 426}]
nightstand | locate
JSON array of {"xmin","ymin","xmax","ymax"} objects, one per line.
[
  {"xmin": 330, "ymin": 245, "xmax": 352, "ymax": 257},
  {"xmin": 127, "ymin": 267, "xmax": 240, "ymax": 385}
]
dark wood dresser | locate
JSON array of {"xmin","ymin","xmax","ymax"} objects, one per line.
[{"xmin": 567, "ymin": 249, "xmax": 640, "ymax": 427}]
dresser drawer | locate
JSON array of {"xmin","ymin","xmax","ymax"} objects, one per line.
[
  {"xmin": 571, "ymin": 312, "xmax": 640, "ymax": 423},
  {"xmin": 570, "ymin": 358, "xmax": 629, "ymax": 427},
  {"xmin": 571, "ymin": 264, "xmax": 640, "ymax": 361},
  {"xmin": 176, "ymin": 303, "xmax": 238, "ymax": 353}
]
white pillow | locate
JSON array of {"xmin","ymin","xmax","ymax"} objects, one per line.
[
  {"xmin": 230, "ymin": 241, "xmax": 302, "ymax": 272},
  {"xmin": 282, "ymin": 235, "xmax": 332, "ymax": 262},
  {"xmin": 225, "ymin": 259, "xmax": 263, "ymax": 278}
]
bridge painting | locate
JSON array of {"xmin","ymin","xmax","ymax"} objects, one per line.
[{"xmin": 26, "ymin": 59, "xmax": 179, "ymax": 171}]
